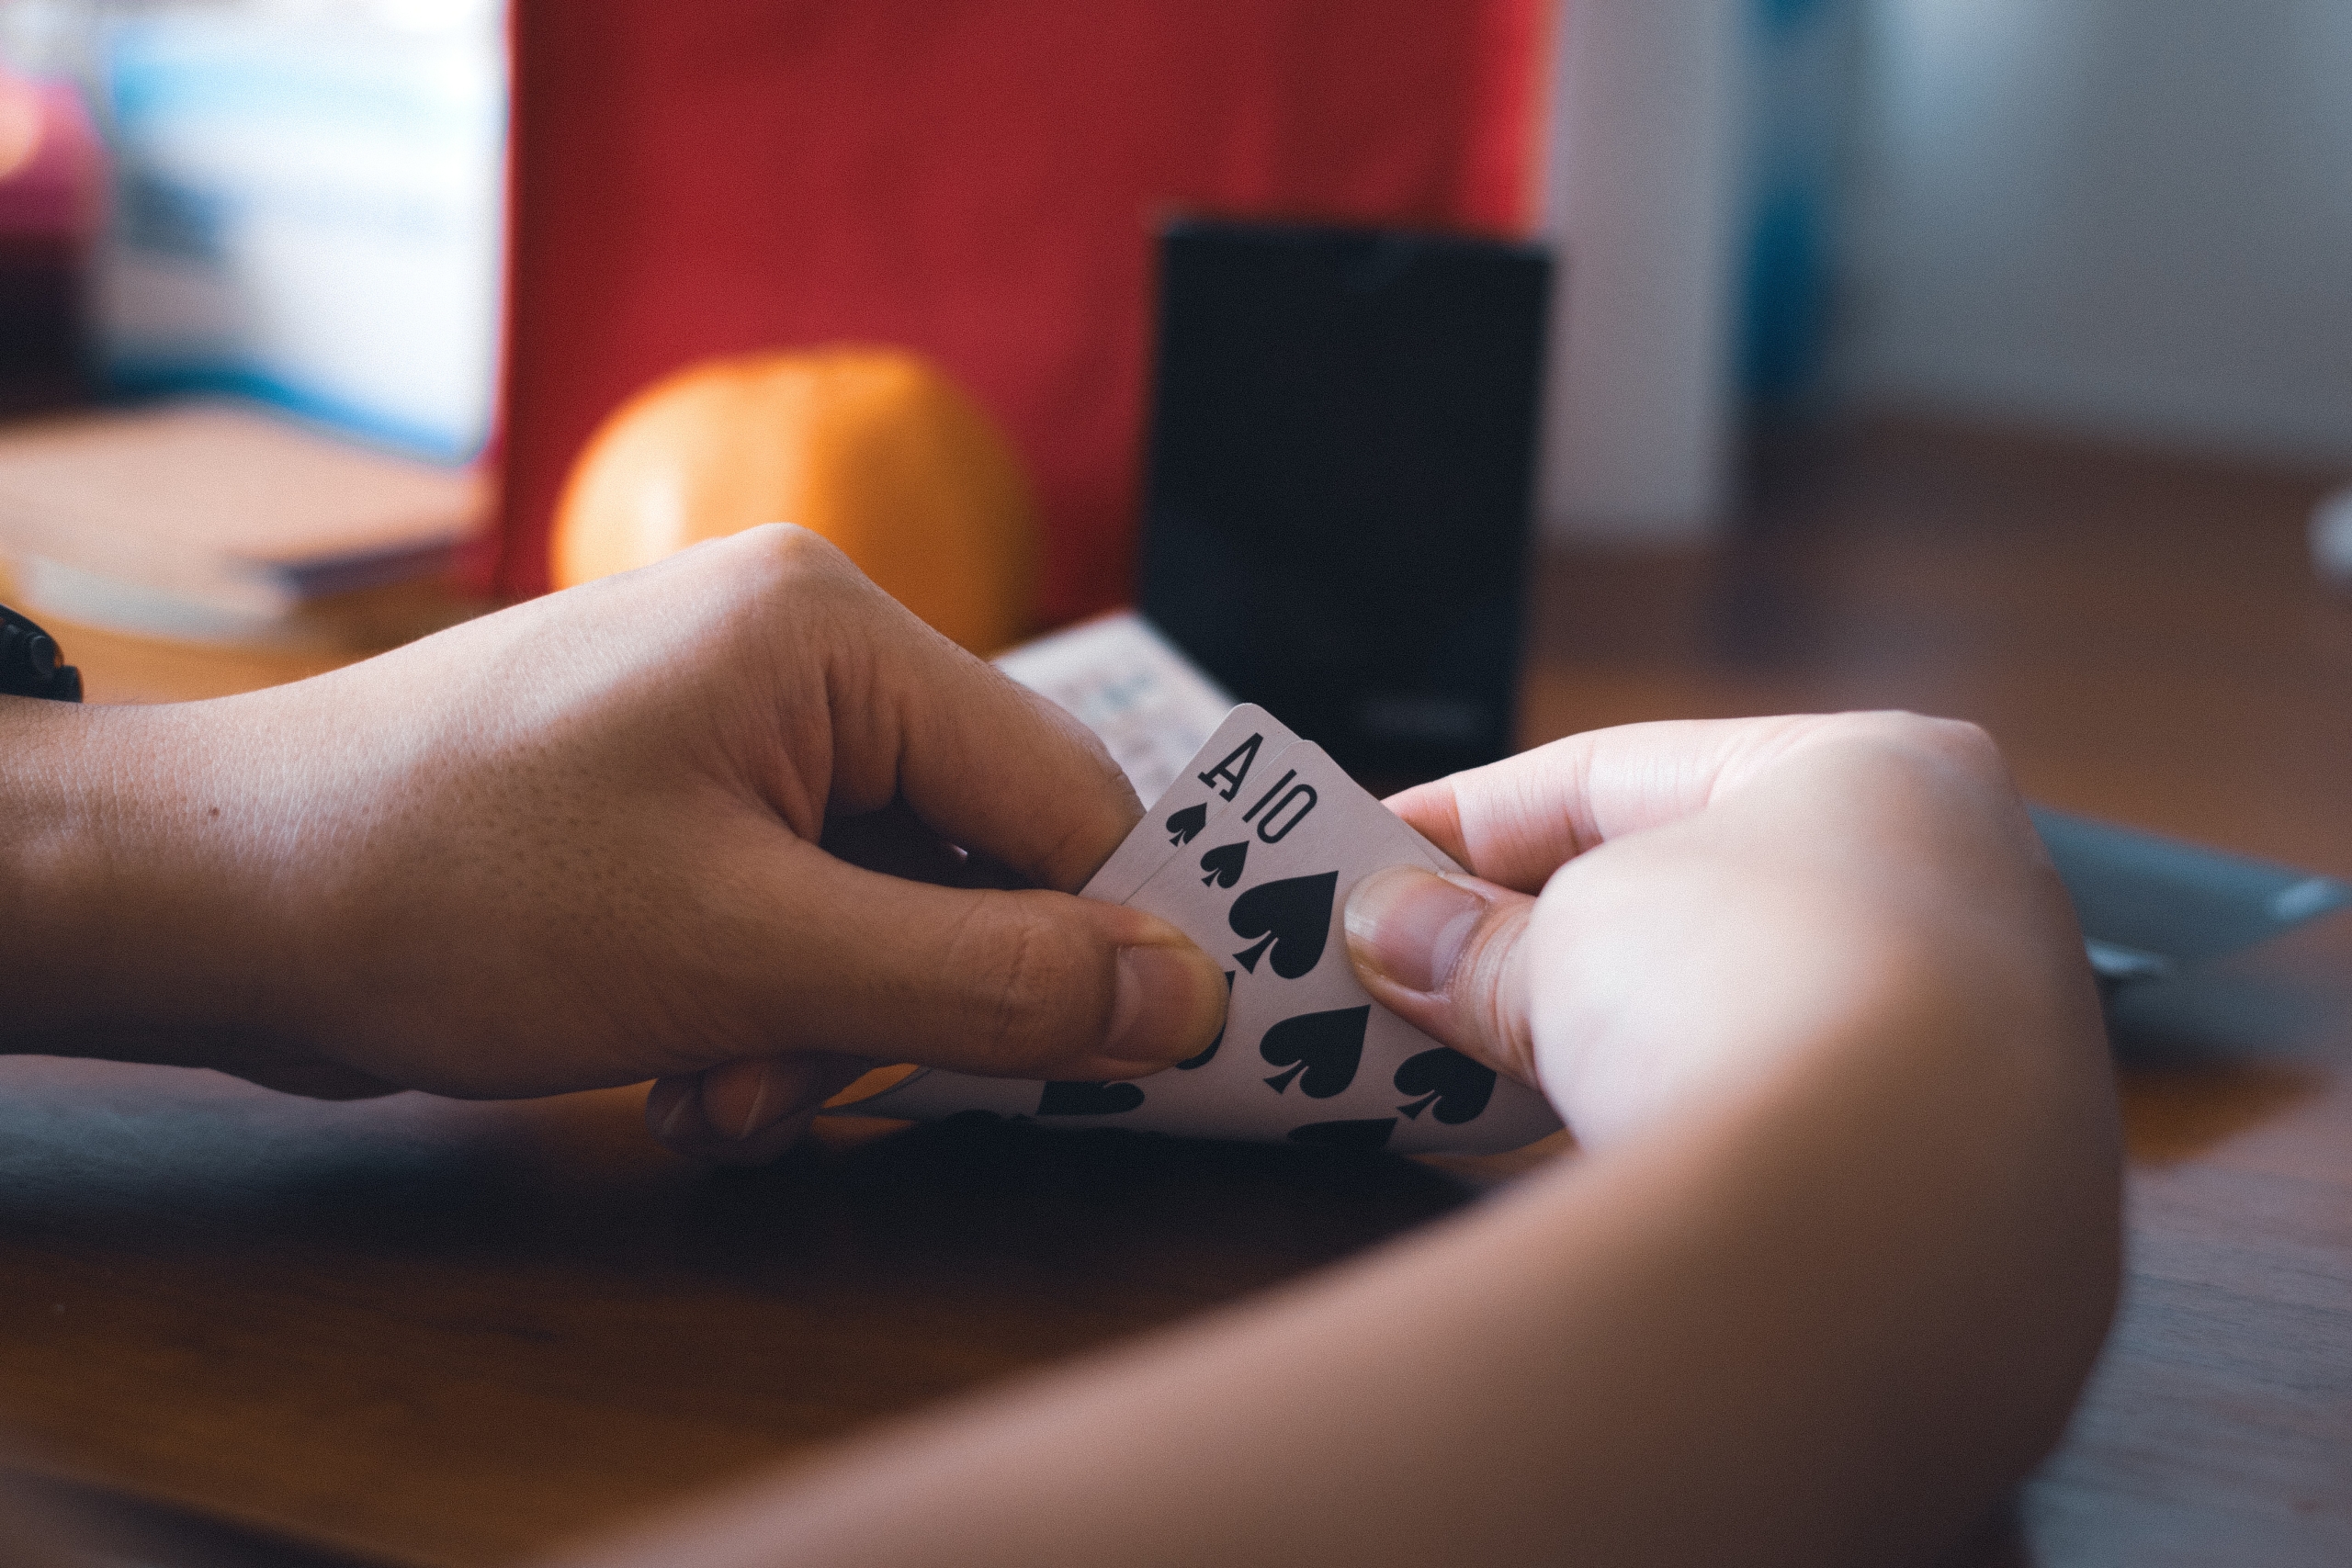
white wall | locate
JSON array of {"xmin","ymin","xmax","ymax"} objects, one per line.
[
  {"xmin": 1537, "ymin": 0, "xmax": 1740, "ymax": 543},
  {"xmin": 1846, "ymin": 0, "xmax": 2352, "ymax": 467}
]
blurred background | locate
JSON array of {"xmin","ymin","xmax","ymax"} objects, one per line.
[
  {"xmin": 1838, "ymin": 0, "xmax": 2352, "ymax": 470},
  {"xmin": 0, "ymin": 0, "xmax": 2346, "ymax": 843},
  {"xmin": 6, "ymin": 4, "xmax": 2345, "ymax": 512}
]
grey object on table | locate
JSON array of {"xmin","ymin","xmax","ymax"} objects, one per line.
[{"xmin": 2032, "ymin": 806, "xmax": 2352, "ymax": 986}]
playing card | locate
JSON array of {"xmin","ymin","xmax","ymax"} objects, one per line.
[
  {"xmin": 1080, "ymin": 704, "xmax": 1299, "ymax": 905},
  {"xmin": 1088, "ymin": 739, "xmax": 1553, "ymax": 1153},
  {"xmin": 834, "ymin": 735, "xmax": 1563, "ymax": 1155}
]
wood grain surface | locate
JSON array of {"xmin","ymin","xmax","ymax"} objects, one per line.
[{"xmin": 4, "ymin": 416, "xmax": 2348, "ymax": 1565}]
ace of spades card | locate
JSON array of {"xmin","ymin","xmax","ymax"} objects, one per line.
[
  {"xmin": 1082, "ymin": 704, "xmax": 1297, "ymax": 904},
  {"xmin": 831, "ymin": 717, "xmax": 1562, "ymax": 1156}
]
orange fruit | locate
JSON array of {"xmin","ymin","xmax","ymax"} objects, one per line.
[{"xmin": 551, "ymin": 345, "xmax": 1038, "ymax": 654}]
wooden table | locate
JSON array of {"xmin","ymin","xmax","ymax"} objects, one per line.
[{"xmin": 4, "ymin": 416, "xmax": 2349, "ymax": 1566}]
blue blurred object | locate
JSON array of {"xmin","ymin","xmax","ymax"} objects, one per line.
[
  {"xmin": 2032, "ymin": 806, "xmax": 2352, "ymax": 987},
  {"xmin": 91, "ymin": 2, "xmax": 504, "ymax": 464},
  {"xmin": 1739, "ymin": 0, "xmax": 1855, "ymax": 404}
]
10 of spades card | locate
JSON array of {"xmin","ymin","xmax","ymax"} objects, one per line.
[
  {"xmin": 1081, "ymin": 702, "xmax": 1295, "ymax": 904},
  {"xmin": 828, "ymin": 706, "xmax": 1564, "ymax": 1155}
]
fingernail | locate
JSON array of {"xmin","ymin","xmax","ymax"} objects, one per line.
[
  {"xmin": 737, "ymin": 1066, "xmax": 777, "ymax": 1140},
  {"xmin": 739, "ymin": 1057, "xmax": 828, "ymax": 1139},
  {"xmin": 654, "ymin": 1081, "xmax": 698, "ymax": 1141},
  {"xmin": 699, "ymin": 1057, "xmax": 824, "ymax": 1141},
  {"xmin": 1102, "ymin": 943, "xmax": 1226, "ymax": 1066},
  {"xmin": 1345, "ymin": 866, "xmax": 1487, "ymax": 995}
]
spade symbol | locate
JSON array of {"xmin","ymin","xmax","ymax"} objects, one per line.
[
  {"xmin": 1176, "ymin": 971, "xmax": 1237, "ymax": 1069},
  {"xmin": 1287, "ymin": 1118, "xmax": 1397, "ymax": 1152},
  {"xmin": 1393, "ymin": 1047, "xmax": 1497, "ymax": 1125},
  {"xmin": 1164, "ymin": 802, "xmax": 1208, "ymax": 848},
  {"xmin": 1227, "ymin": 871, "xmax": 1337, "ymax": 978},
  {"xmin": 1260, "ymin": 1005, "xmax": 1368, "ymax": 1099},
  {"xmin": 1198, "ymin": 840, "xmax": 1249, "ymax": 888},
  {"xmin": 1038, "ymin": 1080, "xmax": 1145, "ymax": 1116}
]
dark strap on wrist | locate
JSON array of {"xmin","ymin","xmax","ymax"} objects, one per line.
[{"xmin": 0, "ymin": 604, "xmax": 83, "ymax": 702}]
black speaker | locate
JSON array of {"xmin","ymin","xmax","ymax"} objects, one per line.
[{"xmin": 1137, "ymin": 218, "xmax": 1551, "ymax": 784}]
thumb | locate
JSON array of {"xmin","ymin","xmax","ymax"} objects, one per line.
[
  {"xmin": 1344, "ymin": 865, "xmax": 1544, "ymax": 1091},
  {"xmin": 640, "ymin": 865, "xmax": 1231, "ymax": 1166},
  {"xmin": 738, "ymin": 840, "xmax": 1231, "ymax": 1080}
]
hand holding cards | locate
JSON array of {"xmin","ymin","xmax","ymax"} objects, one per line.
[{"xmin": 831, "ymin": 705, "xmax": 1563, "ymax": 1154}]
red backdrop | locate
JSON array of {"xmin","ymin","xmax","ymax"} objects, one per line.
[{"xmin": 491, "ymin": 0, "xmax": 1552, "ymax": 620}]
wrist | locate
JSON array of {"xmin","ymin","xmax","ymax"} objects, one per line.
[{"xmin": 1, "ymin": 696, "xmax": 302, "ymax": 1066}]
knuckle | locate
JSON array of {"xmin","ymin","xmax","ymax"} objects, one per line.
[
  {"xmin": 752, "ymin": 520, "xmax": 837, "ymax": 570},
  {"xmin": 967, "ymin": 899, "xmax": 1093, "ymax": 1067},
  {"xmin": 723, "ymin": 525, "xmax": 911, "ymax": 655},
  {"xmin": 1460, "ymin": 902, "xmax": 1540, "ymax": 1084},
  {"xmin": 1917, "ymin": 716, "xmax": 2003, "ymax": 770},
  {"xmin": 1833, "ymin": 711, "xmax": 2008, "ymax": 784},
  {"xmin": 730, "ymin": 524, "xmax": 867, "ymax": 604}
]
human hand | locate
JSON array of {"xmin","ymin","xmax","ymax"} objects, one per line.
[
  {"xmin": 539, "ymin": 716, "xmax": 2121, "ymax": 1568},
  {"xmin": 1, "ymin": 527, "xmax": 1227, "ymax": 1160},
  {"xmin": 1344, "ymin": 714, "xmax": 2101, "ymax": 1145}
]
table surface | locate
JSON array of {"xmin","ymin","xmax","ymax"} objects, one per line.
[{"xmin": 4, "ymin": 416, "xmax": 2349, "ymax": 1567}]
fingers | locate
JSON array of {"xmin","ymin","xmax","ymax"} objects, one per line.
[
  {"xmin": 646, "ymin": 1053, "xmax": 871, "ymax": 1167},
  {"xmin": 1357, "ymin": 715, "xmax": 2050, "ymax": 1143},
  {"xmin": 871, "ymin": 647, "xmax": 1142, "ymax": 891},
  {"xmin": 1385, "ymin": 714, "xmax": 1923, "ymax": 894},
  {"xmin": 651, "ymin": 838, "xmax": 1233, "ymax": 1165},
  {"xmin": 719, "ymin": 835, "xmax": 1229, "ymax": 1079},
  {"xmin": 1343, "ymin": 864, "xmax": 1544, "ymax": 1089},
  {"xmin": 649, "ymin": 801, "xmax": 1234, "ymax": 1170},
  {"xmin": 740, "ymin": 527, "xmax": 1144, "ymax": 892}
]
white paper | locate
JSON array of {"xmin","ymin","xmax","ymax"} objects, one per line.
[{"xmin": 991, "ymin": 610, "xmax": 1235, "ymax": 807}]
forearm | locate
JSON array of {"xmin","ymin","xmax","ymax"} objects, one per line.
[
  {"xmin": 548, "ymin": 974, "xmax": 2120, "ymax": 1568},
  {"xmin": 0, "ymin": 694, "xmax": 345, "ymax": 1086}
]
